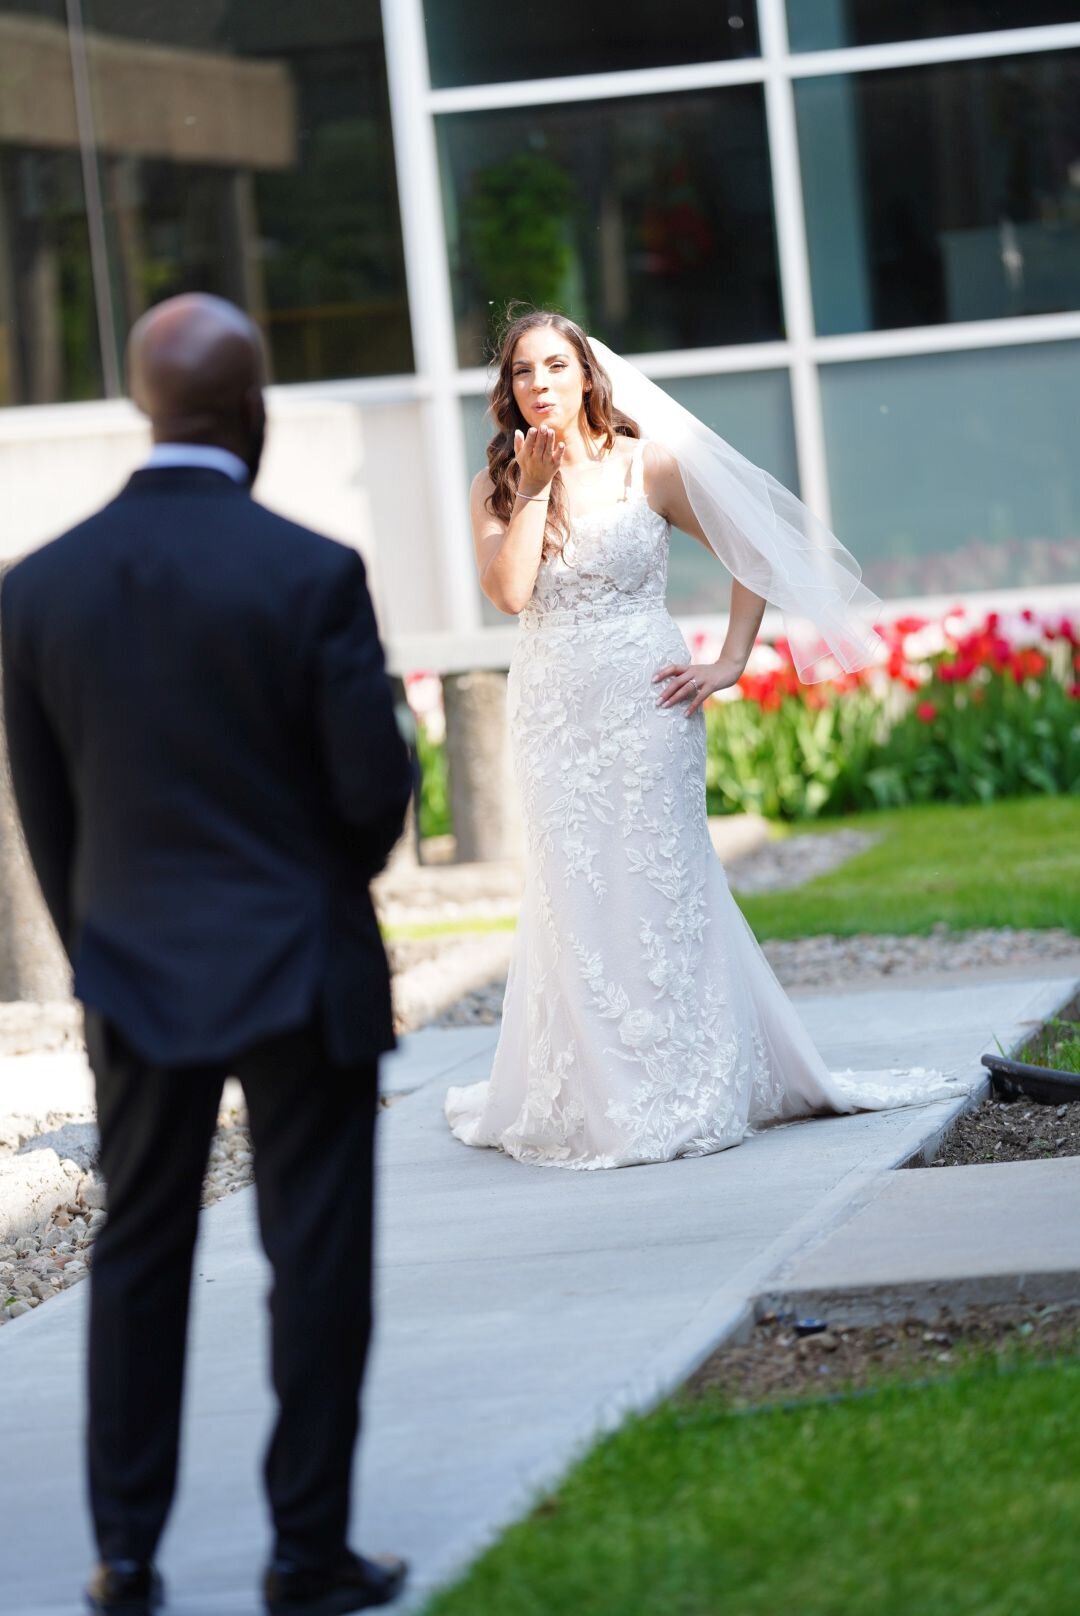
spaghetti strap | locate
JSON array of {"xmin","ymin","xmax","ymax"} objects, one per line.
[{"xmin": 627, "ymin": 436, "xmax": 647, "ymax": 496}]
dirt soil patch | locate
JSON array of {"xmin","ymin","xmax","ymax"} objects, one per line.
[
  {"xmin": 686, "ymin": 1303, "xmax": 1080, "ymax": 1408},
  {"xmin": 927, "ymin": 1095, "xmax": 1080, "ymax": 1165},
  {"xmin": 917, "ymin": 1004, "xmax": 1080, "ymax": 1167}
]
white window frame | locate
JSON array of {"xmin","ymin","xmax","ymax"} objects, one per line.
[{"xmin": 387, "ymin": 1, "xmax": 1080, "ymax": 622}]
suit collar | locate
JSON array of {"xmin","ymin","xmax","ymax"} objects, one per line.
[{"xmin": 121, "ymin": 466, "xmax": 252, "ymax": 497}]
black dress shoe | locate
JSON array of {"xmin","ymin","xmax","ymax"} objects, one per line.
[
  {"xmin": 85, "ymin": 1560, "xmax": 164, "ymax": 1614},
  {"xmin": 264, "ymin": 1549, "xmax": 408, "ymax": 1615}
]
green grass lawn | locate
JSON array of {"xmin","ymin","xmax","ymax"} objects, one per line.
[
  {"xmin": 390, "ymin": 797, "xmax": 1080, "ymax": 942},
  {"xmin": 1021, "ymin": 1015, "xmax": 1080, "ymax": 1075},
  {"xmin": 738, "ymin": 796, "xmax": 1080, "ymax": 940},
  {"xmin": 421, "ymin": 1357, "xmax": 1080, "ymax": 1616}
]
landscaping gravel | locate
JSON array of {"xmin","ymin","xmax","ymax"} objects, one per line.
[
  {"xmin": 686, "ymin": 1302, "xmax": 1080, "ymax": 1408},
  {"xmin": 0, "ymin": 1095, "xmax": 256, "ymax": 1329}
]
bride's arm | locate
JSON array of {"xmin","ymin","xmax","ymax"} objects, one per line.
[
  {"xmin": 474, "ymin": 427, "xmax": 564, "ymax": 616},
  {"xmin": 645, "ymin": 441, "xmax": 767, "ymax": 716}
]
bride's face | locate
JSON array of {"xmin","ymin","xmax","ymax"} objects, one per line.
[{"xmin": 510, "ymin": 327, "xmax": 588, "ymax": 435}]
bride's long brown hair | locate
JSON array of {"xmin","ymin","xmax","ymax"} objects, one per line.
[{"xmin": 485, "ymin": 310, "xmax": 640, "ymax": 558}]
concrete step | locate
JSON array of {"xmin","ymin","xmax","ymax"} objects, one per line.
[{"xmin": 764, "ymin": 1156, "xmax": 1080, "ymax": 1323}]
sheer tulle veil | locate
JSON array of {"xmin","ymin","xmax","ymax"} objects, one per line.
[{"xmin": 587, "ymin": 336, "xmax": 884, "ymax": 684}]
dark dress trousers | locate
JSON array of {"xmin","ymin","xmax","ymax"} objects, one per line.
[{"xmin": 1, "ymin": 465, "xmax": 414, "ymax": 1569}]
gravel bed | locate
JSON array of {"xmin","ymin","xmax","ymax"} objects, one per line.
[
  {"xmin": 760, "ymin": 924, "xmax": 1079, "ymax": 991},
  {"xmin": 0, "ymin": 1000, "xmax": 83, "ymax": 1057},
  {"xmin": 0, "ymin": 1183, "xmax": 104, "ymax": 1324},
  {"xmin": 725, "ymin": 828, "xmax": 879, "ymax": 893},
  {"xmin": 373, "ymin": 858, "xmax": 522, "ymax": 931},
  {"xmin": 685, "ymin": 1303, "xmax": 1080, "ymax": 1408},
  {"xmin": 0, "ymin": 1099, "xmax": 257, "ymax": 1329},
  {"xmin": 389, "ymin": 933, "xmax": 513, "ymax": 1032}
]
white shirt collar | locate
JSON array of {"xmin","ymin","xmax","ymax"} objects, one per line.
[{"xmin": 144, "ymin": 443, "xmax": 250, "ymax": 484}]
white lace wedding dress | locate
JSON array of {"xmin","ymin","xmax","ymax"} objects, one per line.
[{"xmin": 445, "ymin": 441, "xmax": 958, "ymax": 1169}]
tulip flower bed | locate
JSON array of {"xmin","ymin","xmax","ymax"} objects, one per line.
[{"xmin": 702, "ymin": 607, "xmax": 1080, "ymax": 821}]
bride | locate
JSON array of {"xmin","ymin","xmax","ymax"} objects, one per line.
[{"xmin": 445, "ymin": 311, "xmax": 957, "ymax": 1170}]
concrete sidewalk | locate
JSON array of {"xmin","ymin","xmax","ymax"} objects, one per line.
[
  {"xmin": 0, "ymin": 1025, "xmax": 499, "ymax": 1244},
  {"xmin": 0, "ymin": 971, "xmax": 1074, "ymax": 1616},
  {"xmin": 768, "ymin": 1155, "xmax": 1080, "ymax": 1321}
]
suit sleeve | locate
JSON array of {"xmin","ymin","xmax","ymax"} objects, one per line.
[
  {"xmin": 315, "ymin": 550, "xmax": 416, "ymax": 878},
  {"xmin": 1, "ymin": 576, "xmax": 77, "ymax": 953}
]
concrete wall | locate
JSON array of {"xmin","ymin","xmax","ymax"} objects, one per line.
[{"xmin": 0, "ymin": 387, "xmax": 445, "ymax": 646}]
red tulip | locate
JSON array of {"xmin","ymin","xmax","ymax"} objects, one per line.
[{"xmin": 916, "ymin": 701, "xmax": 938, "ymax": 723}]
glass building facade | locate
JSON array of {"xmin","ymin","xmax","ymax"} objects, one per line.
[{"xmin": 3, "ymin": 1, "xmax": 1080, "ymax": 623}]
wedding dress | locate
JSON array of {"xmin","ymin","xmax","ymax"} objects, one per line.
[{"xmin": 445, "ymin": 440, "xmax": 959, "ymax": 1169}]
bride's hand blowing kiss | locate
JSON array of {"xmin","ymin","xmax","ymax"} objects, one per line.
[{"xmin": 475, "ymin": 324, "xmax": 765, "ymax": 720}]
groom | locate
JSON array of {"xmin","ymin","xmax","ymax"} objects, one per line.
[{"xmin": 1, "ymin": 295, "xmax": 413, "ymax": 1615}]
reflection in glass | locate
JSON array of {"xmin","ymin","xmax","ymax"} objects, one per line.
[
  {"xmin": 80, "ymin": 2, "xmax": 412, "ymax": 382},
  {"xmin": 797, "ymin": 52, "xmax": 1080, "ymax": 335},
  {"xmin": 439, "ymin": 89, "xmax": 782, "ymax": 367},
  {"xmin": 661, "ymin": 371, "xmax": 799, "ymax": 616},
  {"xmin": 463, "ymin": 369, "xmax": 797, "ymax": 623},
  {"xmin": 424, "ymin": 0, "xmax": 758, "ymax": 89},
  {"xmin": 788, "ymin": 2, "xmax": 1080, "ymax": 53},
  {"xmin": 820, "ymin": 343, "xmax": 1080, "ymax": 598},
  {"xmin": 0, "ymin": 1, "xmax": 104, "ymax": 404}
]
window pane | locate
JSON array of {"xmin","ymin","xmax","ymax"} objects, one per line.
[
  {"xmin": 80, "ymin": 1, "xmax": 412, "ymax": 383},
  {"xmin": 820, "ymin": 343, "xmax": 1080, "ymax": 599},
  {"xmin": 0, "ymin": 1, "xmax": 105, "ymax": 404},
  {"xmin": 662, "ymin": 371, "xmax": 799, "ymax": 616},
  {"xmin": 788, "ymin": 2, "xmax": 1080, "ymax": 53},
  {"xmin": 439, "ymin": 89, "xmax": 782, "ymax": 367},
  {"xmin": 797, "ymin": 52, "xmax": 1080, "ymax": 335},
  {"xmin": 425, "ymin": 1, "xmax": 759, "ymax": 89},
  {"xmin": 463, "ymin": 368, "xmax": 797, "ymax": 623}
]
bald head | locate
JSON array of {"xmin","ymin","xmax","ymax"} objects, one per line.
[{"xmin": 127, "ymin": 294, "xmax": 267, "ymax": 478}]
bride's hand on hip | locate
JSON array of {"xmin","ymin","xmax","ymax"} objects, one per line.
[
  {"xmin": 514, "ymin": 425, "xmax": 565, "ymax": 496},
  {"xmin": 653, "ymin": 655, "xmax": 744, "ymax": 717}
]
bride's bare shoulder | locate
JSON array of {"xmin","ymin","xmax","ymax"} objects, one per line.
[
  {"xmin": 470, "ymin": 467, "xmax": 498, "ymax": 514},
  {"xmin": 641, "ymin": 439, "xmax": 676, "ymax": 472},
  {"xmin": 641, "ymin": 438, "xmax": 678, "ymax": 488}
]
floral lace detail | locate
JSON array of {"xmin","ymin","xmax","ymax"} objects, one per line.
[
  {"xmin": 442, "ymin": 442, "xmax": 961, "ymax": 1169},
  {"xmin": 519, "ymin": 461, "xmax": 669, "ymax": 626}
]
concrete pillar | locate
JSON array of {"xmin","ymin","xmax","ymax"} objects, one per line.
[{"xmin": 442, "ymin": 670, "xmax": 522, "ymax": 864}]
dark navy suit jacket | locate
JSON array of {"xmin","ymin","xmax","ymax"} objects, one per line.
[{"xmin": 1, "ymin": 466, "xmax": 413, "ymax": 1068}]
